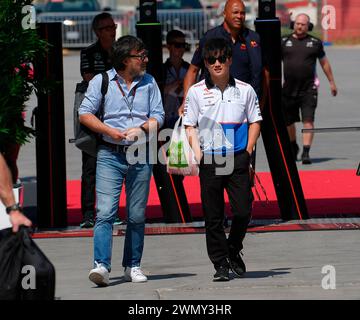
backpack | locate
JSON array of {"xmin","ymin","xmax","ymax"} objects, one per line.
[
  {"xmin": 0, "ymin": 227, "xmax": 56, "ymax": 300},
  {"xmin": 72, "ymin": 72, "xmax": 109, "ymax": 157}
]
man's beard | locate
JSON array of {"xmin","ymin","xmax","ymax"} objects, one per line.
[{"xmin": 130, "ymin": 67, "xmax": 146, "ymax": 78}]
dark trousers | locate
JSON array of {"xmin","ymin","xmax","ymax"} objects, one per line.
[
  {"xmin": 199, "ymin": 151, "xmax": 253, "ymax": 268},
  {"xmin": 81, "ymin": 151, "xmax": 96, "ymax": 220}
]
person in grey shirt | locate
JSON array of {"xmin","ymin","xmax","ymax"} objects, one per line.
[{"xmin": 79, "ymin": 35, "xmax": 164, "ymax": 286}]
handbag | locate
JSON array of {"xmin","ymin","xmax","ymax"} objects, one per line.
[
  {"xmin": 167, "ymin": 116, "xmax": 199, "ymax": 176},
  {"xmin": 0, "ymin": 227, "xmax": 55, "ymax": 300}
]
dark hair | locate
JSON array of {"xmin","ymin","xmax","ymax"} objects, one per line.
[
  {"xmin": 92, "ymin": 12, "xmax": 113, "ymax": 32},
  {"xmin": 202, "ymin": 38, "xmax": 232, "ymax": 60},
  {"xmin": 166, "ymin": 29, "xmax": 186, "ymax": 44},
  {"xmin": 111, "ymin": 35, "xmax": 146, "ymax": 71}
]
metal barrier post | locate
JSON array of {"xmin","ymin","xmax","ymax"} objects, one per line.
[
  {"xmin": 35, "ymin": 23, "xmax": 68, "ymax": 228},
  {"xmin": 255, "ymin": 0, "xmax": 308, "ymax": 220}
]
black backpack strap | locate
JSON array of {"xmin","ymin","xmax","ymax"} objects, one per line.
[
  {"xmin": 101, "ymin": 71, "xmax": 109, "ymax": 96},
  {"xmin": 98, "ymin": 72, "xmax": 109, "ymax": 121}
]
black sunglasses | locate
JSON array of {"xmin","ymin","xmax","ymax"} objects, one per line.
[
  {"xmin": 206, "ymin": 55, "xmax": 228, "ymax": 65},
  {"xmin": 170, "ymin": 42, "xmax": 189, "ymax": 49},
  {"xmin": 98, "ymin": 24, "xmax": 117, "ymax": 31}
]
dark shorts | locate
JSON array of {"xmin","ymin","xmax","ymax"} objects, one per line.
[{"xmin": 282, "ymin": 89, "xmax": 318, "ymax": 126}]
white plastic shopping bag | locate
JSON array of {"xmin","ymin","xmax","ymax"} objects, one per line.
[{"xmin": 167, "ymin": 117, "xmax": 199, "ymax": 176}]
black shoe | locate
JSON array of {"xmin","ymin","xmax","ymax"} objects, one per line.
[
  {"xmin": 213, "ymin": 265, "xmax": 230, "ymax": 282},
  {"xmin": 228, "ymin": 246, "xmax": 246, "ymax": 277},
  {"xmin": 80, "ymin": 218, "xmax": 94, "ymax": 229},
  {"xmin": 301, "ymin": 152, "xmax": 312, "ymax": 165}
]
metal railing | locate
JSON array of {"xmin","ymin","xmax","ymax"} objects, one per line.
[
  {"xmin": 36, "ymin": 9, "xmax": 220, "ymax": 48},
  {"xmin": 37, "ymin": 11, "xmax": 137, "ymax": 48}
]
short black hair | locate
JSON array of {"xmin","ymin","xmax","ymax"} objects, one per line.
[
  {"xmin": 166, "ymin": 29, "xmax": 186, "ymax": 44},
  {"xmin": 92, "ymin": 12, "xmax": 113, "ymax": 32},
  {"xmin": 202, "ymin": 38, "xmax": 232, "ymax": 60},
  {"xmin": 111, "ymin": 35, "xmax": 146, "ymax": 71}
]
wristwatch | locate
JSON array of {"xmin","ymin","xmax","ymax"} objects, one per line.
[{"xmin": 6, "ymin": 203, "xmax": 23, "ymax": 214}]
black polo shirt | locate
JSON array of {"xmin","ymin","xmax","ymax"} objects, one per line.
[
  {"xmin": 191, "ymin": 24, "xmax": 263, "ymax": 97},
  {"xmin": 281, "ymin": 34, "xmax": 326, "ymax": 96},
  {"xmin": 80, "ymin": 41, "xmax": 112, "ymax": 76}
]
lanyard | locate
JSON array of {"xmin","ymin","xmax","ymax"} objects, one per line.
[{"xmin": 116, "ymin": 79, "xmax": 137, "ymax": 114}]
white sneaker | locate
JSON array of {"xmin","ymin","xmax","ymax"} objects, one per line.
[
  {"xmin": 124, "ymin": 267, "xmax": 148, "ymax": 283},
  {"xmin": 89, "ymin": 262, "xmax": 109, "ymax": 287}
]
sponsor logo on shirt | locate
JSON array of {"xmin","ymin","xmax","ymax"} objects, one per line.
[
  {"xmin": 240, "ymin": 43, "xmax": 247, "ymax": 50},
  {"xmin": 233, "ymin": 88, "xmax": 241, "ymax": 100},
  {"xmin": 250, "ymin": 40, "xmax": 258, "ymax": 48},
  {"xmin": 285, "ymin": 40, "xmax": 293, "ymax": 47},
  {"xmin": 306, "ymin": 41, "xmax": 313, "ymax": 48},
  {"xmin": 203, "ymin": 88, "xmax": 213, "ymax": 95}
]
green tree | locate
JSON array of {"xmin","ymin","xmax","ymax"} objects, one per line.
[{"xmin": 0, "ymin": 0, "xmax": 47, "ymax": 146}]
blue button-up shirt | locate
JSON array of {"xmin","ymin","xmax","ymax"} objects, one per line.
[{"xmin": 79, "ymin": 68, "xmax": 164, "ymax": 145}]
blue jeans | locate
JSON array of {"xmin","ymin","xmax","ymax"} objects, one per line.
[{"xmin": 93, "ymin": 145, "xmax": 152, "ymax": 271}]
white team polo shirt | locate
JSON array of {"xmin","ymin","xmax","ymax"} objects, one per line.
[{"xmin": 183, "ymin": 76, "xmax": 262, "ymax": 154}]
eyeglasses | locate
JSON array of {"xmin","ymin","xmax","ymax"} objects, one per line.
[
  {"xmin": 128, "ymin": 50, "xmax": 149, "ymax": 62},
  {"xmin": 98, "ymin": 24, "xmax": 117, "ymax": 31},
  {"xmin": 169, "ymin": 42, "xmax": 189, "ymax": 49},
  {"xmin": 206, "ymin": 55, "xmax": 228, "ymax": 65}
]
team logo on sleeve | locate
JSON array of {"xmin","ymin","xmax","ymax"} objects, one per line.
[{"xmin": 240, "ymin": 43, "xmax": 247, "ymax": 50}]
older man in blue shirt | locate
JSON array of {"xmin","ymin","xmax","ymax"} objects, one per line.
[{"xmin": 79, "ymin": 35, "xmax": 164, "ymax": 286}]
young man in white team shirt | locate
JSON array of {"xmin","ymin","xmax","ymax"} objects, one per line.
[{"xmin": 183, "ymin": 38, "xmax": 262, "ymax": 281}]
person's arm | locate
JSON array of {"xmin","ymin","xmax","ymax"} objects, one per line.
[
  {"xmin": 79, "ymin": 113, "xmax": 126, "ymax": 142},
  {"xmin": 0, "ymin": 154, "xmax": 32, "ymax": 232},
  {"xmin": 185, "ymin": 125, "xmax": 202, "ymax": 162},
  {"xmin": 246, "ymin": 87, "xmax": 263, "ymax": 155},
  {"xmin": 178, "ymin": 64, "xmax": 200, "ymax": 115},
  {"xmin": 246, "ymin": 122, "xmax": 261, "ymax": 155},
  {"xmin": 79, "ymin": 74, "xmax": 126, "ymax": 142},
  {"xmin": 183, "ymin": 86, "xmax": 202, "ymax": 161},
  {"xmin": 319, "ymin": 57, "xmax": 338, "ymax": 96}
]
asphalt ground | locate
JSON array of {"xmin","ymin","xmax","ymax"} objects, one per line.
[{"xmin": 34, "ymin": 228, "xmax": 360, "ymax": 300}]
